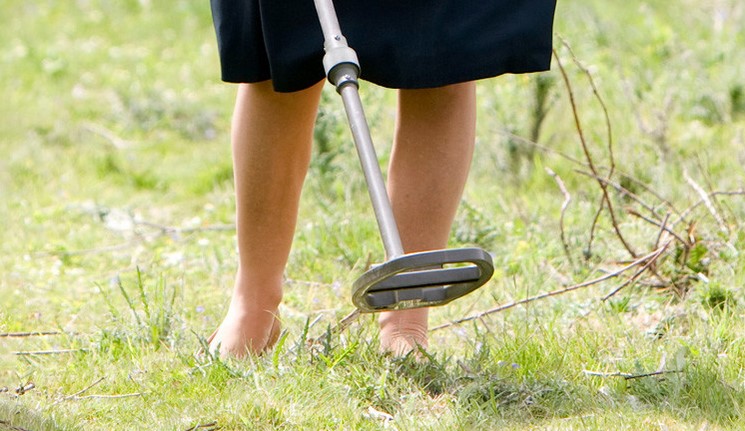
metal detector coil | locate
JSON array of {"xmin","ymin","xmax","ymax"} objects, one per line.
[
  {"xmin": 352, "ymin": 248, "xmax": 494, "ymax": 312},
  {"xmin": 313, "ymin": 0, "xmax": 495, "ymax": 312}
]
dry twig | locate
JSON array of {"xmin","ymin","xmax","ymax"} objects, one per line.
[
  {"xmin": 431, "ymin": 245, "xmax": 669, "ymax": 331},
  {"xmin": 601, "ymin": 242, "xmax": 670, "ymax": 301},
  {"xmin": 306, "ymin": 309, "xmax": 361, "ymax": 347},
  {"xmin": 554, "ymin": 44, "xmax": 636, "ymax": 258},
  {"xmin": 185, "ymin": 421, "xmax": 221, "ymax": 431},
  {"xmin": 583, "ymin": 369, "xmax": 683, "ymax": 380},
  {"xmin": 13, "ymin": 349, "xmax": 88, "ymax": 356},
  {"xmin": 672, "ymin": 190, "xmax": 745, "ymax": 229},
  {"xmin": 14, "ymin": 383, "xmax": 36, "ymax": 397},
  {"xmin": 71, "ymin": 393, "xmax": 145, "ymax": 400},
  {"xmin": 683, "ymin": 173, "xmax": 731, "ymax": 237},
  {"xmin": 53, "ymin": 377, "xmax": 105, "ymax": 405},
  {"xmin": 574, "ymin": 169, "xmax": 661, "ymax": 219},
  {"xmin": 0, "ymin": 331, "xmax": 65, "ymax": 338},
  {"xmin": 545, "ymin": 167, "xmax": 574, "ymax": 267},
  {"xmin": 626, "ymin": 209, "xmax": 688, "ymax": 246}
]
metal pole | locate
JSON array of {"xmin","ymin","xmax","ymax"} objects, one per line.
[
  {"xmin": 339, "ymin": 85, "xmax": 405, "ymax": 259},
  {"xmin": 313, "ymin": 0, "xmax": 343, "ymax": 44},
  {"xmin": 313, "ymin": 0, "xmax": 405, "ymax": 259}
]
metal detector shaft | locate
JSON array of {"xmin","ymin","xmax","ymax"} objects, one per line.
[
  {"xmin": 313, "ymin": 0, "xmax": 495, "ymax": 312},
  {"xmin": 313, "ymin": 0, "xmax": 405, "ymax": 259},
  {"xmin": 338, "ymin": 87, "xmax": 405, "ymax": 259}
]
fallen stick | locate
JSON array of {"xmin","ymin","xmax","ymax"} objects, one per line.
[
  {"xmin": 0, "ymin": 331, "xmax": 66, "ymax": 338},
  {"xmin": 53, "ymin": 377, "xmax": 105, "ymax": 405},
  {"xmin": 431, "ymin": 245, "xmax": 670, "ymax": 331},
  {"xmin": 185, "ymin": 421, "xmax": 221, "ymax": 431},
  {"xmin": 583, "ymin": 369, "xmax": 683, "ymax": 380},
  {"xmin": 69, "ymin": 393, "xmax": 145, "ymax": 400},
  {"xmin": 13, "ymin": 349, "xmax": 88, "ymax": 356},
  {"xmin": 601, "ymin": 242, "xmax": 670, "ymax": 301}
]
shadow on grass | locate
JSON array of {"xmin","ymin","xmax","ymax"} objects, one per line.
[{"xmin": 378, "ymin": 344, "xmax": 744, "ymax": 429}]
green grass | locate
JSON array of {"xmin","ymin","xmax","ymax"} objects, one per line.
[{"xmin": 2, "ymin": 0, "xmax": 745, "ymax": 429}]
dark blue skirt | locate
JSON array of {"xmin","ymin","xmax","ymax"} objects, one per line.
[{"xmin": 210, "ymin": 0, "xmax": 557, "ymax": 92}]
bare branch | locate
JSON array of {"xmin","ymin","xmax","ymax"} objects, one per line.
[
  {"xmin": 601, "ymin": 242, "xmax": 670, "ymax": 301},
  {"xmin": 553, "ymin": 47, "xmax": 637, "ymax": 258},
  {"xmin": 559, "ymin": 36, "xmax": 616, "ymax": 178},
  {"xmin": 545, "ymin": 167, "xmax": 574, "ymax": 267},
  {"xmin": 586, "ymin": 195, "xmax": 605, "ymax": 260},
  {"xmin": 306, "ymin": 309, "xmax": 361, "ymax": 347},
  {"xmin": 71, "ymin": 393, "xmax": 145, "ymax": 400},
  {"xmin": 672, "ymin": 190, "xmax": 745, "ymax": 228},
  {"xmin": 574, "ymin": 169, "xmax": 661, "ymax": 219},
  {"xmin": 583, "ymin": 369, "xmax": 683, "ymax": 380},
  {"xmin": 185, "ymin": 422, "xmax": 221, "ymax": 431},
  {"xmin": 0, "ymin": 331, "xmax": 67, "ymax": 338},
  {"xmin": 626, "ymin": 209, "xmax": 688, "ymax": 246},
  {"xmin": 682, "ymin": 173, "xmax": 731, "ymax": 237},
  {"xmin": 53, "ymin": 377, "xmax": 105, "ymax": 405},
  {"xmin": 13, "ymin": 349, "xmax": 88, "ymax": 356},
  {"xmin": 431, "ymin": 245, "xmax": 669, "ymax": 331}
]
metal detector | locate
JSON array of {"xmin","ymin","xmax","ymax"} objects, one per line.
[{"xmin": 313, "ymin": 0, "xmax": 495, "ymax": 312}]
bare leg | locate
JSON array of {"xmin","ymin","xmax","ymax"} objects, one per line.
[
  {"xmin": 379, "ymin": 82, "xmax": 477, "ymax": 355},
  {"xmin": 209, "ymin": 80, "xmax": 324, "ymax": 358}
]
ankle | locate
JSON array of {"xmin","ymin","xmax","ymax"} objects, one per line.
[{"xmin": 230, "ymin": 271, "xmax": 284, "ymax": 312}]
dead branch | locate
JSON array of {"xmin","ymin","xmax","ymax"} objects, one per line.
[
  {"xmin": 545, "ymin": 167, "xmax": 574, "ymax": 267},
  {"xmin": 554, "ymin": 46, "xmax": 637, "ymax": 258},
  {"xmin": 14, "ymin": 383, "xmax": 35, "ymax": 397},
  {"xmin": 618, "ymin": 172, "xmax": 684, "ymax": 219},
  {"xmin": 553, "ymin": 42, "xmax": 637, "ymax": 258},
  {"xmin": 0, "ymin": 331, "xmax": 66, "ymax": 338},
  {"xmin": 13, "ymin": 349, "xmax": 88, "ymax": 356},
  {"xmin": 559, "ymin": 36, "xmax": 616, "ymax": 178},
  {"xmin": 586, "ymin": 195, "xmax": 605, "ymax": 260},
  {"xmin": 601, "ymin": 241, "xmax": 670, "ymax": 301},
  {"xmin": 70, "ymin": 393, "xmax": 145, "ymax": 400},
  {"xmin": 583, "ymin": 369, "xmax": 683, "ymax": 380},
  {"xmin": 684, "ymin": 172, "xmax": 730, "ymax": 237},
  {"xmin": 53, "ymin": 377, "xmax": 105, "ymax": 405},
  {"xmin": 431, "ymin": 245, "xmax": 669, "ymax": 331},
  {"xmin": 626, "ymin": 209, "xmax": 688, "ymax": 246},
  {"xmin": 185, "ymin": 422, "xmax": 221, "ymax": 431},
  {"xmin": 306, "ymin": 309, "xmax": 361, "ymax": 348},
  {"xmin": 672, "ymin": 190, "xmax": 745, "ymax": 229},
  {"xmin": 499, "ymin": 129, "xmax": 585, "ymax": 166},
  {"xmin": 574, "ymin": 169, "xmax": 661, "ymax": 219},
  {"xmin": 654, "ymin": 213, "xmax": 671, "ymax": 251}
]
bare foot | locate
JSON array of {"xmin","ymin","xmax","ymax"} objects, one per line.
[
  {"xmin": 378, "ymin": 308, "xmax": 428, "ymax": 356},
  {"xmin": 207, "ymin": 270, "xmax": 285, "ymax": 359},
  {"xmin": 207, "ymin": 309, "xmax": 281, "ymax": 359}
]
